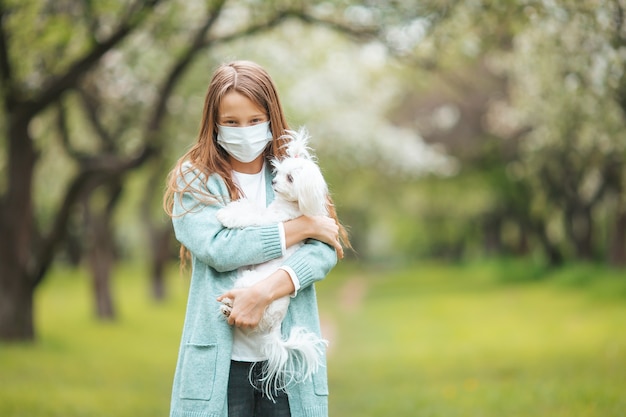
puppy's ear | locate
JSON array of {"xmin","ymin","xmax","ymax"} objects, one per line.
[{"xmin": 296, "ymin": 162, "xmax": 329, "ymax": 216}]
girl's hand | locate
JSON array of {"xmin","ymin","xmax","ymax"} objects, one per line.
[
  {"xmin": 310, "ymin": 216, "xmax": 344, "ymax": 259},
  {"xmin": 217, "ymin": 269, "xmax": 295, "ymax": 329},
  {"xmin": 217, "ymin": 285, "xmax": 269, "ymax": 329},
  {"xmin": 284, "ymin": 215, "xmax": 344, "ymax": 259}
]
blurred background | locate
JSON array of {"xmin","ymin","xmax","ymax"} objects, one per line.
[{"xmin": 1, "ymin": 1, "xmax": 626, "ymax": 416}]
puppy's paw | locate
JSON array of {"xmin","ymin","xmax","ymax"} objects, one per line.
[
  {"xmin": 216, "ymin": 208, "xmax": 240, "ymax": 228},
  {"xmin": 220, "ymin": 304, "xmax": 232, "ymax": 318},
  {"xmin": 219, "ymin": 298, "xmax": 233, "ymax": 318},
  {"xmin": 217, "ymin": 200, "xmax": 257, "ymax": 228}
]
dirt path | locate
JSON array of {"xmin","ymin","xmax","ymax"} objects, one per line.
[{"xmin": 320, "ymin": 276, "xmax": 369, "ymax": 356}]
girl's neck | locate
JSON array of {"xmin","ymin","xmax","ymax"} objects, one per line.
[{"xmin": 230, "ymin": 155, "xmax": 265, "ymax": 174}]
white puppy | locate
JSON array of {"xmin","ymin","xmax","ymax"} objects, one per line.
[{"xmin": 216, "ymin": 128, "xmax": 329, "ymax": 401}]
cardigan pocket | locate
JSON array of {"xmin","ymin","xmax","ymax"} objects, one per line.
[
  {"xmin": 179, "ymin": 342, "xmax": 218, "ymax": 400},
  {"xmin": 312, "ymin": 366, "xmax": 329, "ymax": 396}
]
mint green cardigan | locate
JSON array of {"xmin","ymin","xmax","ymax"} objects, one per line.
[{"xmin": 169, "ymin": 165, "xmax": 337, "ymax": 417}]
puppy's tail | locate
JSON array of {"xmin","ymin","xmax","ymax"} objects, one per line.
[{"xmin": 257, "ymin": 327, "xmax": 327, "ymax": 402}]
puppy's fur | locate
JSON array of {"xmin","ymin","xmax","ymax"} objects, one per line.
[{"xmin": 216, "ymin": 128, "xmax": 328, "ymax": 401}]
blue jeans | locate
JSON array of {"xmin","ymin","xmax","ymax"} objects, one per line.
[{"xmin": 228, "ymin": 361, "xmax": 291, "ymax": 417}]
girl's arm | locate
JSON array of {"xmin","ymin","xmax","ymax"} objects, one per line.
[
  {"xmin": 219, "ymin": 230, "xmax": 339, "ymax": 329},
  {"xmin": 283, "ymin": 215, "xmax": 344, "ymax": 259},
  {"xmin": 172, "ymin": 171, "xmax": 284, "ymax": 272},
  {"xmin": 173, "ymin": 170, "xmax": 342, "ymax": 273}
]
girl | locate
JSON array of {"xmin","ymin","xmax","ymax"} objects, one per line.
[{"xmin": 164, "ymin": 60, "xmax": 347, "ymax": 417}]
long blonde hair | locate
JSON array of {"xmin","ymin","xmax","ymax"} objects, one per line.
[{"xmin": 163, "ymin": 61, "xmax": 350, "ymax": 263}]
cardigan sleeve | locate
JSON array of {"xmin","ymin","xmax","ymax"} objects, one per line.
[
  {"xmin": 281, "ymin": 238, "xmax": 338, "ymax": 291},
  {"xmin": 172, "ymin": 169, "xmax": 284, "ymax": 273}
]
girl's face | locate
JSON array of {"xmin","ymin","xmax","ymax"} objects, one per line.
[{"xmin": 217, "ymin": 91, "xmax": 270, "ymax": 173}]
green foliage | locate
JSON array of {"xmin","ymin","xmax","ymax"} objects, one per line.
[
  {"xmin": 4, "ymin": 0, "xmax": 626, "ymax": 275},
  {"xmin": 1, "ymin": 261, "xmax": 625, "ymax": 416},
  {"xmin": 392, "ymin": 0, "xmax": 626, "ymax": 263}
]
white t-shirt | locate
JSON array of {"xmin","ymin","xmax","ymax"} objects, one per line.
[{"xmin": 229, "ymin": 163, "xmax": 299, "ymax": 362}]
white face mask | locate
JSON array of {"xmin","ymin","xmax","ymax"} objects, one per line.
[{"xmin": 217, "ymin": 121, "xmax": 273, "ymax": 163}]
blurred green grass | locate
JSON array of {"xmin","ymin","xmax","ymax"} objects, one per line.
[
  {"xmin": 0, "ymin": 264, "xmax": 188, "ymax": 417},
  {"xmin": 1, "ymin": 260, "xmax": 625, "ymax": 416},
  {"xmin": 319, "ymin": 261, "xmax": 626, "ymax": 417}
]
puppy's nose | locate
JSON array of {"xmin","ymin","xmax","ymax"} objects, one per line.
[{"xmin": 271, "ymin": 179, "xmax": 276, "ymax": 186}]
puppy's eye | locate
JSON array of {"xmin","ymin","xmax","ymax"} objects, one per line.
[{"xmin": 287, "ymin": 174, "xmax": 294, "ymax": 183}]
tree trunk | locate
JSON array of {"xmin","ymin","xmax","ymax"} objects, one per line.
[
  {"xmin": 149, "ymin": 226, "xmax": 173, "ymax": 301},
  {"xmin": 0, "ymin": 270, "xmax": 35, "ymax": 340},
  {"xmin": 609, "ymin": 209, "xmax": 626, "ymax": 267},
  {"xmin": 515, "ymin": 221, "xmax": 530, "ymax": 255},
  {"xmin": 83, "ymin": 182, "xmax": 122, "ymax": 320},
  {"xmin": 533, "ymin": 218, "xmax": 563, "ymax": 267},
  {"xmin": 0, "ymin": 119, "xmax": 38, "ymax": 340},
  {"xmin": 87, "ymin": 216, "xmax": 116, "ymax": 320},
  {"xmin": 482, "ymin": 212, "xmax": 503, "ymax": 255},
  {"xmin": 566, "ymin": 207, "xmax": 594, "ymax": 260}
]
